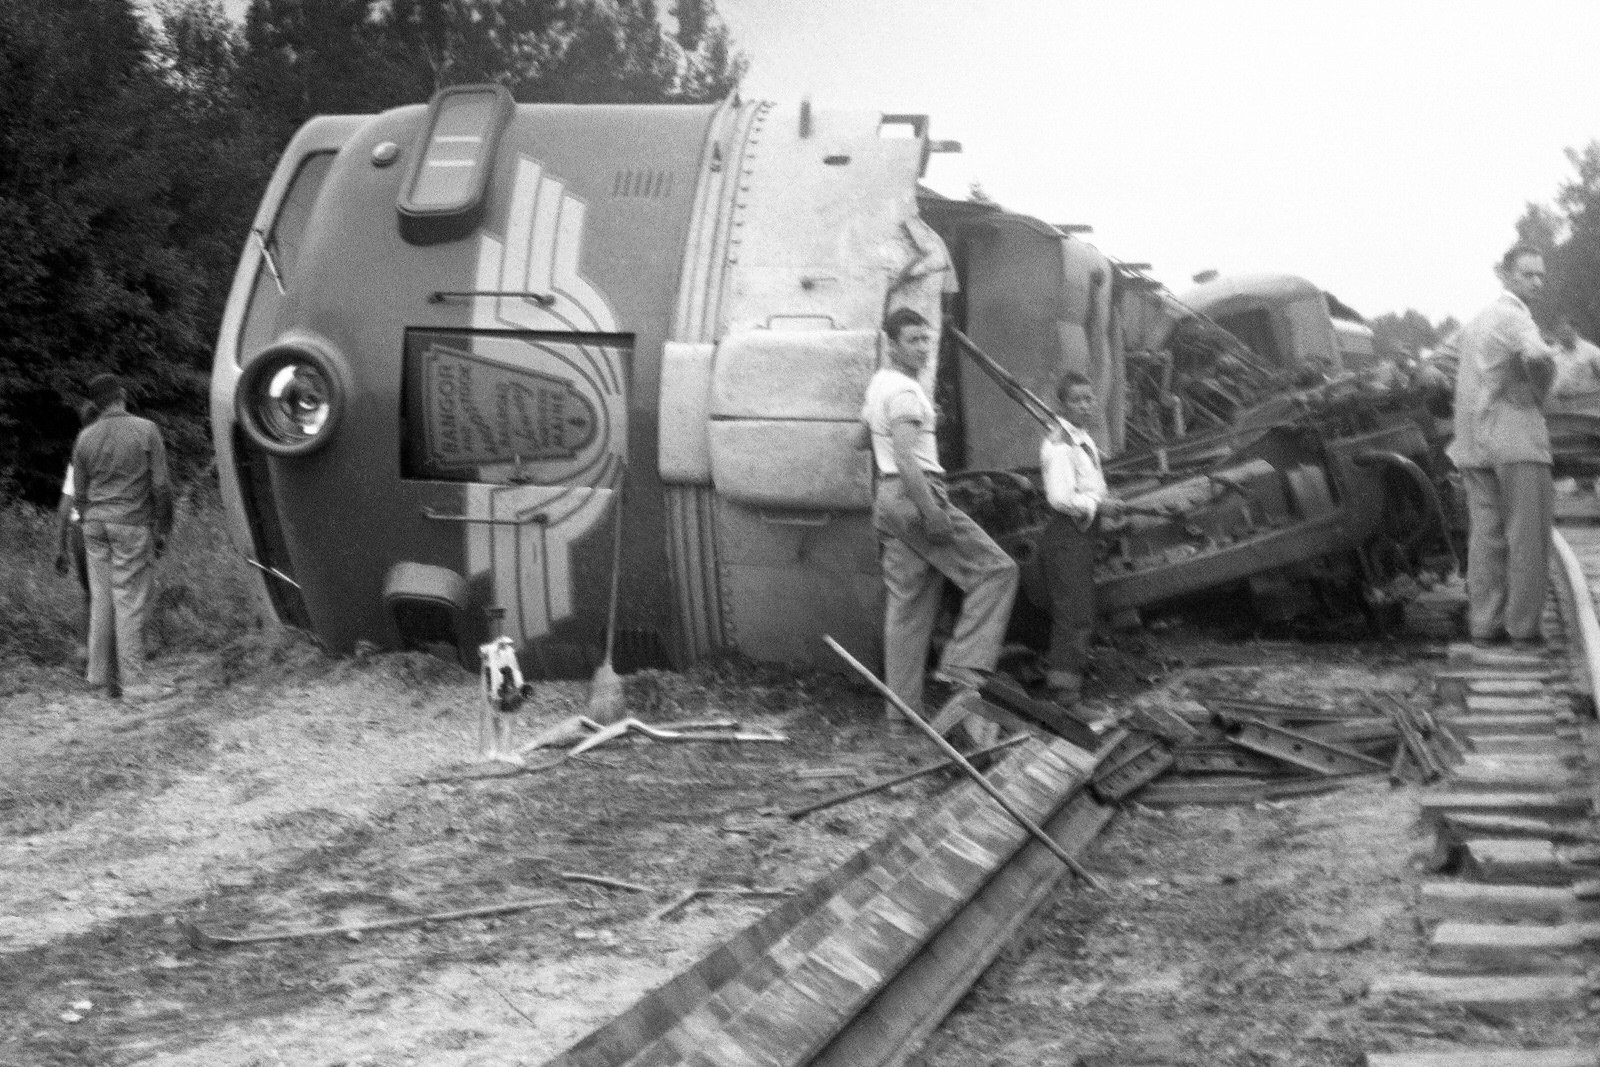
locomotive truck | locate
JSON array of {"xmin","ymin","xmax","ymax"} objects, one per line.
[{"xmin": 214, "ymin": 85, "xmax": 1455, "ymax": 678}]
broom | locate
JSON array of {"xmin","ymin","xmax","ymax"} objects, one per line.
[{"xmin": 586, "ymin": 467, "xmax": 627, "ymax": 724}]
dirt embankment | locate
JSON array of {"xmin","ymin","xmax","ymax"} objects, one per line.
[
  {"xmin": 0, "ymin": 635, "xmax": 962, "ymax": 1067},
  {"xmin": 6, "ymin": 624, "xmax": 1593, "ymax": 1067}
]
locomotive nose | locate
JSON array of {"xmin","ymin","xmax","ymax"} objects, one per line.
[{"xmin": 236, "ymin": 335, "xmax": 351, "ymax": 457}]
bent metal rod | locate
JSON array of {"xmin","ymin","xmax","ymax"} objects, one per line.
[{"xmin": 822, "ymin": 636, "xmax": 1109, "ymax": 894}]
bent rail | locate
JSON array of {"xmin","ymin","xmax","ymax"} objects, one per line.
[
  {"xmin": 542, "ymin": 736, "xmax": 1109, "ymax": 1067},
  {"xmin": 1551, "ymin": 529, "xmax": 1600, "ymax": 700}
]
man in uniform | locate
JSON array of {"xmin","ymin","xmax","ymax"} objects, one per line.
[
  {"xmin": 72, "ymin": 374, "xmax": 174, "ymax": 699},
  {"xmin": 858, "ymin": 307, "xmax": 1018, "ymax": 730},
  {"xmin": 1447, "ymin": 245, "xmax": 1556, "ymax": 650},
  {"xmin": 1038, "ymin": 373, "xmax": 1124, "ymax": 706}
]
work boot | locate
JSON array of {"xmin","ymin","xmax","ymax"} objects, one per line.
[
  {"xmin": 932, "ymin": 666, "xmax": 988, "ymax": 691},
  {"xmin": 120, "ymin": 682, "xmax": 176, "ymax": 703},
  {"xmin": 929, "ymin": 685, "xmax": 983, "ymax": 738},
  {"xmin": 1045, "ymin": 669, "xmax": 1083, "ymax": 709},
  {"xmin": 958, "ymin": 713, "xmax": 1000, "ymax": 751}
]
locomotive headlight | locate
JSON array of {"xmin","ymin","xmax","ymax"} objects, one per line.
[
  {"xmin": 264, "ymin": 363, "xmax": 331, "ymax": 437},
  {"xmin": 236, "ymin": 338, "xmax": 348, "ymax": 457}
]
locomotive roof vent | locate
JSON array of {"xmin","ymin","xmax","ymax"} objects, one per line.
[
  {"xmin": 611, "ymin": 169, "xmax": 675, "ymax": 199},
  {"xmin": 397, "ymin": 84, "xmax": 515, "ymax": 245}
]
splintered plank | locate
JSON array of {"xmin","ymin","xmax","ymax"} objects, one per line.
[
  {"xmin": 1365, "ymin": 1050, "xmax": 1600, "ymax": 1067},
  {"xmin": 1447, "ymin": 714, "xmax": 1563, "ymax": 736},
  {"xmin": 1367, "ymin": 973, "xmax": 1593, "ymax": 1018},
  {"xmin": 1436, "ymin": 671, "xmax": 1563, "ymax": 703},
  {"xmin": 1428, "ymin": 920, "xmax": 1600, "ymax": 973},
  {"xmin": 1419, "ymin": 881, "xmax": 1600, "ymax": 924},
  {"xmin": 1464, "ymin": 695, "xmax": 1563, "ymax": 715},
  {"xmin": 1438, "ymin": 813, "xmax": 1600, "ymax": 845},
  {"xmin": 1132, "ymin": 775, "xmax": 1371, "ymax": 807},
  {"xmin": 1466, "ymin": 679, "xmax": 1553, "ymax": 696},
  {"xmin": 1449, "ymin": 756, "xmax": 1582, "ymax": 791},
  {"xmin": 1446, "ymin": 644, "xmax": 1555, "ymax": 671},
  {"xmin": 1418, "ymin": 792, "xmax": 1592, "ymax": 821},
  {"xmin": 1463, "ymin": 839, "xmax": 1599, "ymax": 885},
  {"xmin": 1469, "ymin": 734, "xmax": 1580, "ymax": 755}
]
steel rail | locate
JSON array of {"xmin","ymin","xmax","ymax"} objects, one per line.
[
  {"xmin": 1552, "ymin": 528, "xmax": 1600, "ymax": 700},
  {"xmin": 540, "ymin": 715, "xmax": 1112, "ymax": 1067}
]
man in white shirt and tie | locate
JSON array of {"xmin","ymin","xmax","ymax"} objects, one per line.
[{"xmin": 1038, "ymin": 372, "xmax": 1124, "ymax": 707}]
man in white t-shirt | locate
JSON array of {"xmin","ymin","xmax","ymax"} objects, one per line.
[
  {"xmin": 857, "ymin": 307, "xmax": 1018, "ymax": 729},
  {"xmin": 1037, "ymin": 373, "xmax": 1124, "ymax": 706}
]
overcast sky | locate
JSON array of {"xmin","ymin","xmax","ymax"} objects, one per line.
[
  {"xmin": 212, "ymin": 0, "xmax": 1600, "ymax": 323},
  {"xmin": 716, "ymin": 0, "xmax": 1600, "ymax": 323}
]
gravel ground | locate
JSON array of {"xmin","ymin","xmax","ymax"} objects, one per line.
[
  {"xmin": 0, "ymin": 635, "xmax": 955, "ymax": 1066},
  {"xmin": 917, "ymin": 648, "xmax": 1600, "ymax": 1067},
  {"xmin": 5, "ymin": 620, "xmax": 1593, "ymax": 1067}
]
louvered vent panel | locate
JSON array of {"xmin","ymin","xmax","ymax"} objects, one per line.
[{"xmin": 611, "ymin": 169, "xmax": 675, "ymax": 199}]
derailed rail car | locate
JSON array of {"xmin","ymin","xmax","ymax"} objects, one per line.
[
  {"xmin": 952, "ymin": 282, "xmax": 1463, "ymax": 630},
  {"xmin": 214, "ymin": 87, "xmax": 1128, "ymax": 676},
  {"xmin": 214, "ymin": 86, "xmax": 1458, "ymax": 678}
]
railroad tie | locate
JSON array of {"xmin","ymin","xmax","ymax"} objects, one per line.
[
  {"xmin": 1364, "ymin": 529, "xmax": 1600, "ymax": 1063},
  {"xmin": 1365, "ymin": 1049, "xmax": 1600, "ymax": 1066}
]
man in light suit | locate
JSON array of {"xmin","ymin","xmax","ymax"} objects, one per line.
[{"xmin": 1447, "ymin": 244, "xmax": 1556, "ymax": 651}]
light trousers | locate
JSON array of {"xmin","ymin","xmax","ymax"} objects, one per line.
[
  {"xmin": 1461, "ymin": 462, "xmax": 1553, "ymax": 642},
  {"xmin": 83, "ymin": 520, "xmax": 155, "ymax": 688},
  {"xmin": 874, "ymin": 478, "xmax": 1018, "ymax": 715}
]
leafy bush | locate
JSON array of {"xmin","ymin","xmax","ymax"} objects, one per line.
[
  {"xmin": 0, "ymin": 482, "xmax": 258, "ymax": 668},
  {"xmin": 0, "ymin": 504, "xmax": 82, "ymax": 665},
  {"xmin": 147, "ymin": 480, "xmax": 260, "ymax": 655}
]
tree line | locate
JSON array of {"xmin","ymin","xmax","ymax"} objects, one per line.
[
  {"xmin": 1518, "ymin": 144, "xmax": 1600, "ymax": 342},
  {"xmin": 8, "ymin": 0, "xmax": 1600, "ymax": 504},
  {"xmin": 0, "ymin": 0, "xmax": 742, "ymax": 503},
  {"xmin": 1375, "ymin": 146, "xmax": 1600, "ymax": 363}
]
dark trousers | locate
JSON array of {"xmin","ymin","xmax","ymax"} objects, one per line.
[{"xmin": 1039, "ymin": 512, "xmax": 1098, "ymax": 689}]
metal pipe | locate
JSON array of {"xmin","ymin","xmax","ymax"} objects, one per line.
[
  {"xmin": 822, "ymin": 636, "xmax": 1108, "ymax": 893},
  {"xmin": 1551, "ymin": 532, "xmax": 1600, "ymax": 698},
  {"xmin": 944, "ymin": 327, "xmax": 1060, "ymax": 433},
  {"xmin": 783, "ymin": 734, "xmax": 1030, "ymax": 820}
]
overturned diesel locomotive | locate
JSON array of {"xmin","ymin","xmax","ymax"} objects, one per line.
[{"xmin": 214, "ymin": 86, "xmax": 1456, "ymax": 677}]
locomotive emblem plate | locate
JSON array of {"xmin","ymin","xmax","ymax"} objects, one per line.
[{"xmin": 420, "ymin": 341, "xmax": 599, "ymax": 468}]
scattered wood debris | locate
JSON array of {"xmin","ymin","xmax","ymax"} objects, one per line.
[
  {"xmin": 649, "ymin": 886, "xmax": 793, "ymax": 923},
  {"xmin": 1098, "ymin": 689, "xmax": 1448, "ymax": 806},
  {"xmin": 781, "ymin": 734, "xmax": 1030, "ymax": 819},
  {"xmin": 521, "ymin": 715, "xmax": 788, "ymax": 758},
  {"xmin": 184, "ymin": 897, "xmax": 561, "ymax": 950},
  {"xmin": 560, "ymin": 871, "xmax": 651, "ymax": 894}
]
